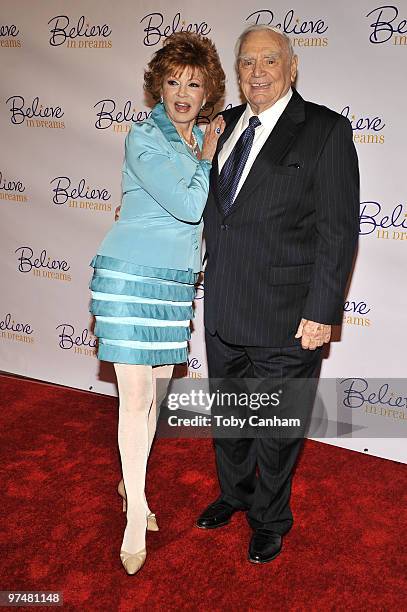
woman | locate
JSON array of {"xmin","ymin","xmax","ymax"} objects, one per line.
[{"xmin": 89, "ymin": 32, "xmax": 225, "ymax": 575}]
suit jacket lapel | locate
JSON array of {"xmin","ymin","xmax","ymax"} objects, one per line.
[{"xmin": 225, "ymin": 90, "xmax": 306, "ymax": 216}]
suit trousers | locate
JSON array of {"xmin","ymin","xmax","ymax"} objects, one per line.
[{"xmin": 205, "ymin": 329, "xmax": 323, "ymax": 534}]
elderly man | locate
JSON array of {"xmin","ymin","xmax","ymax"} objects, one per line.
[{"xmin": 197, "ymin": 25, "xmax": 359, "ymax": 563}]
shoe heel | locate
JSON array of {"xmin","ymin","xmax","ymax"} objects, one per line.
[
  {"xmin": 147, "ymin": 513, "xmax": 159, "ymax": 531},
  {"xmin": 118, "ymin": 479, "xmax": 127, "ymax": 513}
]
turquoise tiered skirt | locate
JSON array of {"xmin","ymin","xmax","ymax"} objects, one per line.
[{"xmin": 89, "ymin": 255, "xmax": 198, "ymax": 365}]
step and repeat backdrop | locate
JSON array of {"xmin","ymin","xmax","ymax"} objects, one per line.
[{"xmin": 1, "ymin": 1, "xmax": 406, "ymax": 462}]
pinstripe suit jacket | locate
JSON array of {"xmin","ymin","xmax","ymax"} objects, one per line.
[{"xmin": 203, "ymin": 89, "xmax": 360, "ymax": 347}]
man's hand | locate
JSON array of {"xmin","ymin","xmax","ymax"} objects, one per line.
[
  {"xmin": 115, "ymin": 205, "xmax": 121, "ymax": 221},
  {"xmin": 295, "ymin": 318, "xmax": 331, "ymax": 350}
]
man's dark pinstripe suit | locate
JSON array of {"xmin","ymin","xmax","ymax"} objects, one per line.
[{"xmin": 203, "ymin": 88, "xmax": 359, "ymax": 533}]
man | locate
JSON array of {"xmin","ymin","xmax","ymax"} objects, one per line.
[{"xmin": 196, "ymin": 25, "xmax": 359, "ymax": 563}]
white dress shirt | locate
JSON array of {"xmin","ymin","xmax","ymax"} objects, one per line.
[{"xmin": 218, "ymin": 88, "xmax": 293, "ymax": 201}]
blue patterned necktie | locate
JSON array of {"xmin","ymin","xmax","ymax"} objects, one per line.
[{"xmin": 218, "ymin": 115, "xmax": 261, "ymax": 215}]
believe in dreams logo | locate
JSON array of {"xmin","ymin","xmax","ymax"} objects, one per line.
[
  {"xmin": 0, "ymin": 171, "xmax": 28, "ymax": 204},
  {"xmin": 15, "ymin": 247, "xmax": 72, "ymax": 282},
  {"xmin": 56, "ymin": 323, "xmax": 97, "ymax": 357},
  {"xmin": 341, "ymin": 106, "xmax": 385, "ymax": 145},
  {"xmin": 50, "ymin": 176, "xmax": 112, "ymax": 213},
  {"xmin": 0, "ymin": 313, "xmax": 34, "ymax": 345},
  {"xmin": 93, "ymin": 99, "xmax": 151, "ymax": 132},
  {"xmin": 245, "ymin": 9, "xmax": 329, "ymax": 48},
  {"xmin": 140, "ymin": 12, "xmax": 211, "ymax": 46},
  {"xmin": 5, "ymin": 96, "xmax": 65, "ymax": 129},
  {"xmin": 48, "ymin": 15, "xmax": 112, "ymax": 48},
  {"xmin": 339, "ymin": 378, "xmax": 407, "ymax": 423},
  {"xmin": 360, "ymin": 201, "xmax": 407, "ymax": 242}
]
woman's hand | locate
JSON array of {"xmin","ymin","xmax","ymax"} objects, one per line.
[{"xmin": 201, "ymin": 115, "xmax": 226, "ymax": 162}]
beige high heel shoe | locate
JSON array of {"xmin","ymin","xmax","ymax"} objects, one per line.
[
  {"xmin": 120, "ymin": 548, "xmax": 146, "ymax": 576},
  {"xmin": 117, "ymin": 479, "xmax": 159, "ymax": 531}
]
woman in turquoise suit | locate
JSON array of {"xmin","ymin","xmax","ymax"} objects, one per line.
[{"xmin": 89, "ymin": 32, "xmax": 225, "ymax": 575}]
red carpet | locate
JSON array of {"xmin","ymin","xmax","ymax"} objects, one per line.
[{"xmin": 1, "ymin": 373, "xmax": 406, "ymax": 611}]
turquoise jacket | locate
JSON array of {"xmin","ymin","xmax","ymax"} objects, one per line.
[{"xmin": 93, "ymin": 102, "xmax": 211, "ymax": 278}]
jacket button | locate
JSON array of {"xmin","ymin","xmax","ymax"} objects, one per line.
[{"xmin": 221, "ymin": 224, "xmax": 229, "ymax": 230}]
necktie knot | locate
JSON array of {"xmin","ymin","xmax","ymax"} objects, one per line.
[{"xmin": 249, "ymin": 116, "xmax": 261, "ymax": 130}]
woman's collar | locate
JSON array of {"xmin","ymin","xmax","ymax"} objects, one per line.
[{"xmin": 151, "ymin": 102, "xmax": 203, "ymax": 145}]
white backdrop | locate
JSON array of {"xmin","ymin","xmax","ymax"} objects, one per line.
[{"xmin": 1, "ymin": 1, "xmax": 406, "ymax": 462}]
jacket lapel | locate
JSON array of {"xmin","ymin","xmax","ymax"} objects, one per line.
[{"xmin": 223, "ymin": 90, "xmax": 306, "ymax": 217}]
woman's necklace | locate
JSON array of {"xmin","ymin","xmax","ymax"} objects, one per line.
[{"xmin": 181, "ymin": 132, "xmax": 199, "ymax": 157}]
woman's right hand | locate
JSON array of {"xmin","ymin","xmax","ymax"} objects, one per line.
[{"xmin": 201, "ymin": 115, "xmax": 226, "ymax": 162}]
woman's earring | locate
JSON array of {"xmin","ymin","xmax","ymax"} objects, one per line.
[
  {"xmin": 160, "ymin": 95, "xmax": 163, "ymax": 104},
  {"xmin": 201, "ymin": 100, "xmax": 206, "ymax": 109}
]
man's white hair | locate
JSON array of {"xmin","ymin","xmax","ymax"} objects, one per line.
[{"xmin": 235, "ymin": 24, "xmax": 294, "ymax": 60}]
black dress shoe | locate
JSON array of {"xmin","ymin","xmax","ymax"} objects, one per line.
[
  {"xmin": 248, "ymin": 529, "xmax": 282, "ymax": 564},
  {"xmin": 196, "ymin": 500, "xmax": 237, "ymax": 529}
]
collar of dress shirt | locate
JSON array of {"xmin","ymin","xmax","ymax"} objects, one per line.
[{"xmin": 241, "ymin": 87, "xmax": 293, "ymax": 132}]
